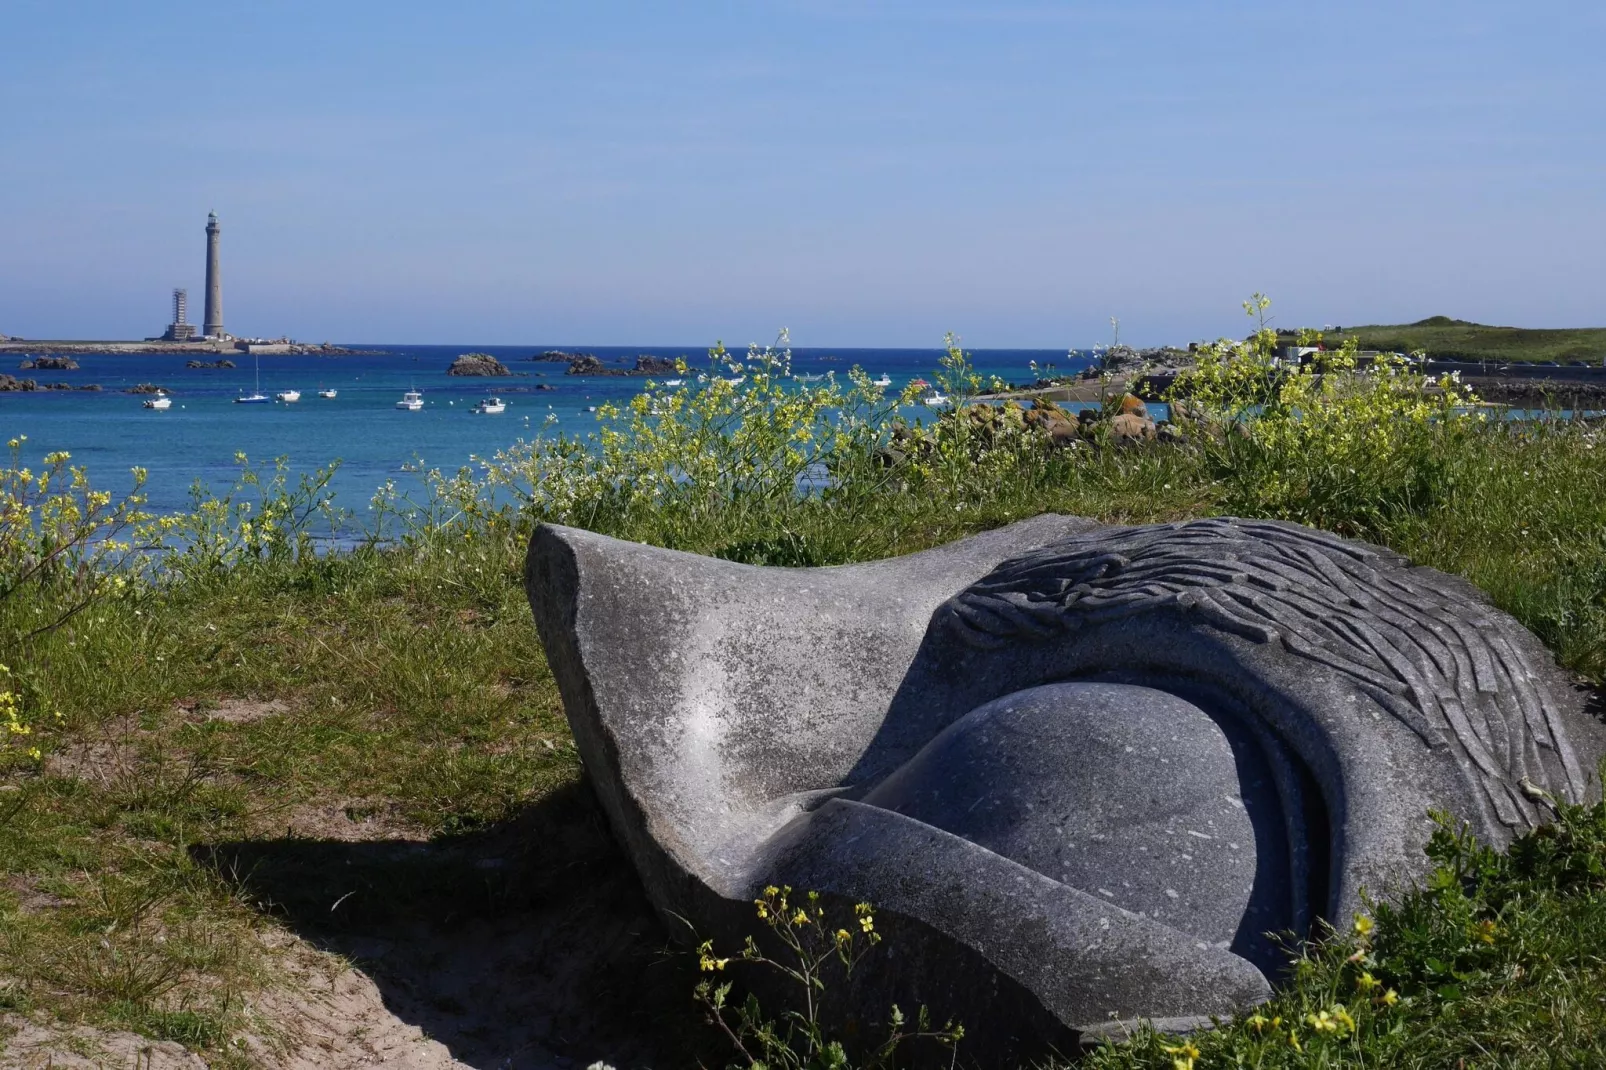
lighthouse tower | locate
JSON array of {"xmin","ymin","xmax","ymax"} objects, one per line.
[{"xmin": 202, "ymin": 211, "xmax": 225, "ymax": 339}]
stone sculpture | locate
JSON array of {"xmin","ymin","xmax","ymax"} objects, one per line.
[{"xmin": 525, "ymin": 516, "xmax": 1606, "ymax": 1060}]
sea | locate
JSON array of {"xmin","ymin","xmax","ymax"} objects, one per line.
[{"xmin": 1, "ymin": 344, "xmax": 1097, "ymax": 519}]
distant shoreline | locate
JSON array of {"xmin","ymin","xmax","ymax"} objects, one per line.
[{"xmin": 0, "ymin": 340, "xmax": 381, "ymax": 356}]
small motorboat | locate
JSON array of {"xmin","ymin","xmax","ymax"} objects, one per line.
[
  {"xmin": 664, "ymin": 379, "xmax": 684, "ymax": 387},
  {"xmin": 276, "ymin": 389, "xmax": 301, "ymax": 403},
  {"xmin": 923, "ymin": 393, "xmax": 951, "ymax": 408},
  {"xmin": 235, "ymin": 392, "xmax": 270, "ymax": 404},
  {"xmin": 872, "ymin": 374, "xmax": 892, "ymax": 388},
  {"xmin": 475, "ymin": 397, "xmax": 506, "ymax": 415},
  {"xmin": 396, "ymin": 389, "xmax": 424, "ymax": 411},
  {"xmin": 143, "ymin": 391, "xmax": 172, "ymax": 410},
  {"xmin": 793, "ymin": 373, "xmax": 825, "ymax": 383},
  {"xmin": 724, "ymin": 376, "xmax": 745, "ymax": 386},
  {"xmin": 318, "ymin": 388, "xmax": 338, "ymax": 399}
]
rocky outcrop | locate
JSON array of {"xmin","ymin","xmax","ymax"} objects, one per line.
[
  {"xmin": 18, "ymin": 356, "xmax": 79, "ymax": 371},
  {"xmin": 446, "ymin": 353, "xmax": 512, "ymax": 377},
  {"xmin": 530, "ymin": 350, "xmax": 592, "ymax": 362},
  {"xmin": 186, "ymin": 359, "xmax": 236, "ymax": 369},
  {"xmin": 565, "ymin": 355, "xmax": 679, "ymax": 377},
  {"xmin": 0, "ymin": 375, "xmax": 38, "ymax": 392},
  {"xmin": 1091, "ymin": 345, "xmax": 1195, "ymax": 377},
  {"xmin": 125, "ymin": 383, "xmax": 168, "ymax": 395}
]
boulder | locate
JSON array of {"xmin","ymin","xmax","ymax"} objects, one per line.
[
  {"xmin": 447, "ymin": 353, "xmax": 512, "ymax": 377},
  {"xmin": 125, "ymin": 383, "xmax": 167, "ymax": 395},
  {"xmin": 525, "ymin": 517, "xmax": 1606, "ymax": 1064},
  {"xmin": 0, "ymin": 375, "xmax": 40, "ymax": 392},
  {"xmin": 1109, "ymin": 411, "xmax": 1157, "ymax": 445}
]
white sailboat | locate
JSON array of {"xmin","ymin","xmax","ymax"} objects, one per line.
[{"xmin": 235, "ymin": 353, "xmax": 269, "ymax": 404}]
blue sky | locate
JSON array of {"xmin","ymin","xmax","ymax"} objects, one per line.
[{"xmin": 2, "ymin": 1, "xmax": 1601, "ymax": 347}]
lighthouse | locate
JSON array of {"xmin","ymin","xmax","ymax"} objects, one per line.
[{"xmin": 202, "ymin": 211, "xmax": 225, "ymax": 339}]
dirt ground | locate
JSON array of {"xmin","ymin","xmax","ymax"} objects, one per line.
[{"xmin": 2, "ymin": 781, "xmax": 714, "ymax": 1070}]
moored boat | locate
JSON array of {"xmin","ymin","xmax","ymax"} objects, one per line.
[
  {"xmin": 276, "ymin": 389, "xmax": 301, "ymax": 403},
  {"xmin": 474, "ymin": 396, "xmax": 506, "ymax": 414},
  {"xmin": 396, "ymin": 389, "xmax": 424, "ymax": 411}
]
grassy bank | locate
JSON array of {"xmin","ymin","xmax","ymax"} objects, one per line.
[
  {"xmin": 1332, "ymin": 316, "xmax": 1606, "ymax": 364},
  {"xmin": 3, "ymin": 323, "xmax": 1606, "ymax": 1066}
]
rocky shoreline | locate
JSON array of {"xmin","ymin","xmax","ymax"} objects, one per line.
[{"xmin": 0, "ymin": 374, "xmax": 102, "ymax": 393}]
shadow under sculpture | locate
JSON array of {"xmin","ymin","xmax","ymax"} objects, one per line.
[{"xmin": 524, "ymin": 515, "xmax": 1606, "ymax": 1057}]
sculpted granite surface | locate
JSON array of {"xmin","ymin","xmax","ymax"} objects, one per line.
[{"xmin": 525, "ymin": 516, "xmax": 1606, "ymax": 1061}]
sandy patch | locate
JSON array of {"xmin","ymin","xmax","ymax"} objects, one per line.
[
  {"xmin": 240, "ymin": 940, "xmax": 470, "ymax": 1070},
  {"xmin": 0, "ymin": 1015, "xmax": 208, "ymax": 1068},
  {"xmin": 176, "ymin": 697, "xmax": 291, "ymax": 725}
]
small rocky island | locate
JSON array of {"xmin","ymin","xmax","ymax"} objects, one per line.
[
  {"xmin": 186, "ymin": 359, "xmax": 236, "ymax": 369},
  {"xmin": 528, "ymin": 351, "xmax": 680, "ymax": 376},
  {"xmin": 446, "ymin": 353, "xmax": 512, "ymax": 377},
  {"xmin": 0, "ymin": 374, "xmax": 100, "ymax": 392},
  {"xmin": 565, "ymin": 354, "xmax": 679, "ymax": 377},
  {"xmin": 18, "ymin": 356, "xmax": 79, "ymax": 371}
]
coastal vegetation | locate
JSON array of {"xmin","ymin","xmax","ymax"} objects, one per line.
[
  {"xmin": 3, "ymin": 302, "xmax": 1606, "ymax": 1065},
  {"xmin": 1331, "ymin": 316, "xmax": 1606, "ymax": 365}
]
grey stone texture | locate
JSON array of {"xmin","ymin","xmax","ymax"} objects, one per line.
[{"xmin": 524, "ymin": 516, "xmax": 1606, "ymax": 1061}]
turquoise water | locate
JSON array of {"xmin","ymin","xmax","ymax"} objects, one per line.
[{"xmin": 2, "ymin": 344, "xmax": 1096, "ymax": 516}]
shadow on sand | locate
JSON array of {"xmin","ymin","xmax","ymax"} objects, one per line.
[{"xmin": 194, "ymin": 781, "xmax": 717, "ymax": 1069}]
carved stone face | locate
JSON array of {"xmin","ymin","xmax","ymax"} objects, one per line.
[{"xmin": 526, "ymin": 515, "xmax": 1606, "ymax": 1059}]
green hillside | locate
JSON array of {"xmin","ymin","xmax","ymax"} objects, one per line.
[{"xmin": 1327, "ymin": 316, "xmax": 1606, "ymax": 363}]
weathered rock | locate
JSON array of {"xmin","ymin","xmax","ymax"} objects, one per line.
[
  {"xmin": 18, "ymin": 355, "xmax": 78, "ymax": 371},
  {"xmin": 1109, "ymin": 411, "xmax": 1157, "ymax": 444},
  {"xmin": 447, "ymin": 353, "xmax": 512, "ymax": 377},
  {"xmin": 0, "ymin": 375, "xmax": 40, "ymax": 391},
  {"xmin": 186, "ymin": 359, "xmax": 236, "ymax": 369},
  {"xmin": 564, "ymin": 354, "xmax": 679, "ymax": 377},
  {"xmin": 531, "ymin": 350, "xmax": 591, "ymax": 362},
  {"xmin": 125, "ymin": 383, "xmax": 167, "ymax": 395},
  {"xmin": 525, "ymin": 517, "xmax": 1606, "ymax": 1064}
]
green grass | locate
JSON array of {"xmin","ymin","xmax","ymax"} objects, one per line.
[
  {"xmin": 1086, "ymin": 798, "xmax": 1606, "ymax": 1069},
  {"xmin": 1330, "ymin": 316, "xmax": 1606, "ymax": 364},
  {"xmin": 3, "ymin": 392, "xmax": 1606, "ymax": 1064}
]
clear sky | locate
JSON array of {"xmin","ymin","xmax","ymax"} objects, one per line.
[{"xmin": 2, "ymin": 1, "xmax": 1601, "ymax": 347}]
